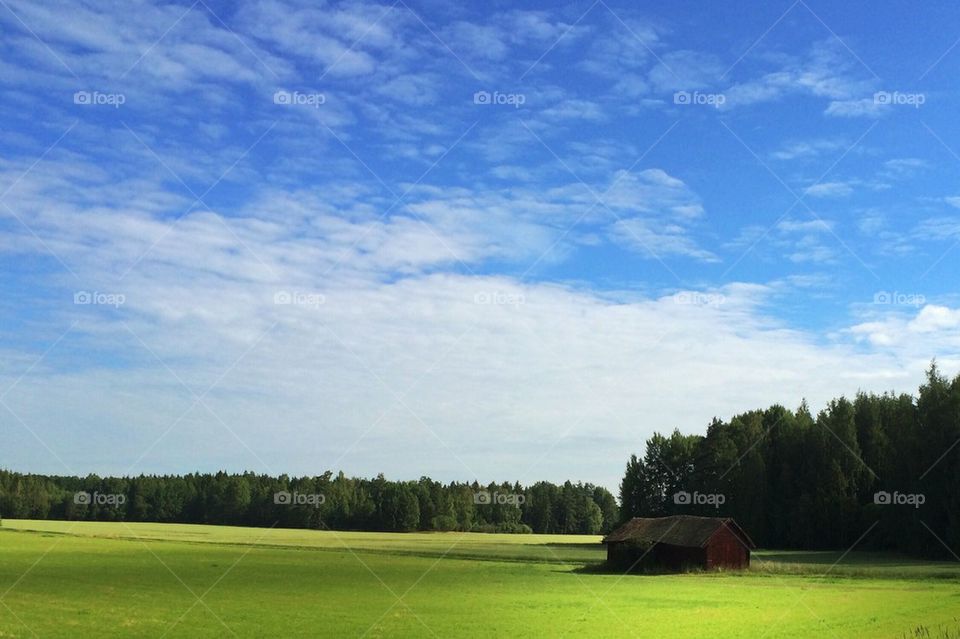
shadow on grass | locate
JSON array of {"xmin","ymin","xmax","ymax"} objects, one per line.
[
  {"xmin": 569, "ymin": 563, "xmax": 697, "ymax": 576},
  {"xmin": 758, "ymin": 550, "xmax": 952, "ymax": 567},
  {"xmin": 542, "ymin": 542, "xmax": 605, "ymax": 552}
]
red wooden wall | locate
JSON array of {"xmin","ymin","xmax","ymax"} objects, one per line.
[{"xmin": 704, "ymin": 525, "xmax": 750, "ymax": 569}]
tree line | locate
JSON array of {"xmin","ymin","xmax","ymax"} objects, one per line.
[
  {"xmin": 619, "ymin": 364, "xmax": 960, "ymax": 557},
  {"xmin": 0, "ymin": 470, "xmax": 619, "ymax": 535}
]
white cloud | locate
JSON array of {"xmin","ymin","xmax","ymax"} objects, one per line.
[
  {"xmin": 770, "ymin": 138, "xmax": 846, "ymax": 161},
  {"xmin": 441, "ymin": 22, "xmax": 512, "ymax": 61},
  {"xmin": 857, "ymin": 210, "xmax": 886, "ymax": 235},
  {"xmin": 0, "ymin": 0, "xmax": 292, "ymax": 90},
  {"xmin": 722, "ymin": 41, "xmax": 876, "ymax": 110},
  {"xmin": 578, "ymin": 18, "xmax": 659, "ymax": 79},
  {"xmin": 540, "ymin": 99, "xmax": 608, "ymax": 122},
  {"xmin": 611, "ymin": 219, "xmax": 718, "ymax": 262},
  {"xmin": 804, "ymin": 181, "xmax": 854, "ymax": 198},
  {"xmin": 911, "ymin": 305, "xmax": 960, "ymax": 332},
  {"xmin": 778, "ymin": 218, "xmax": 834, "ymax": 234},
  {"xmin": 376, "ymin": 73, "xmax": 441, "ymax": 105},
  {"xmin": 3, "ymin": 148, "xmax": 959, "ymax": 490},
  {"xmin": 825, "ymin": 98, "xmax": 887, "ymax": 118},
  {"xmin": 442, "ymin": 10, "xmax": 572, "ymax": 64},
  {"xmin": 235, "ymin": 0, "xmax": 402, "ymax": 77},
  {"xmin": 882, "ymin": 158, "xmax": 928, "ymax": 178},
  {"xmin": 4, "ymin": 2, "xmax": 960, "ymax": 493},
  {"xmin": 727, "ymin": 217, "xmax": 840, "ymax": 265},
  {"xmin": 913, "ymin": 217, "xmax": 960, "ymax": 241},
  {"xmin": 647, "ymin": 50, "xmax": 725, "ymax": 93},
  {"xmin": 850, "ymin": 305, "xmax": 960, "ymax": 353}
]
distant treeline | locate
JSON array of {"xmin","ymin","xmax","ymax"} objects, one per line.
[
  {"xmin": 619, "ymin": 364, "xmax": 960, "ymax": 557},
  {"xmin": 0, "ymin": 470, "xmax": 619, "ymax": 535}
]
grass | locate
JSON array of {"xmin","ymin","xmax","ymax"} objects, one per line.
[
  {"xmin": 0, "ymin": 519, "xmax": 958, "ymax": 638},
  {"xmin": 898, "ymin": 622, "xmax": 960, "ymax": 639}
]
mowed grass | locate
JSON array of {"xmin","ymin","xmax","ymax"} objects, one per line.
[
  {"xmin": 0, "ymin": 520, "xmax": 958, "ymax": 638},
  {"xmin": 0, "ymin": 519, "xmax": 602, "ymax": 564}
]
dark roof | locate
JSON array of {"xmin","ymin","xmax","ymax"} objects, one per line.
[{"xmin": 602, "ymin": 515, "xmax": 756, "ymax": 549}]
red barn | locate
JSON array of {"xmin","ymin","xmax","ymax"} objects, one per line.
[{"xmin": 602, "ymin": 515, "xmax": 755, "ymax": 572}]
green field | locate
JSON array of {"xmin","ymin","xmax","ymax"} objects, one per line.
[{"xmin": 1, "ymin": 520, "xmax": 958, "ymax": 638}]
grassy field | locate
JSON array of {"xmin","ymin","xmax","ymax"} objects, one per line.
[{"xmin": 1, "ymin": 520, "xmax": 958, "ymax": 638}]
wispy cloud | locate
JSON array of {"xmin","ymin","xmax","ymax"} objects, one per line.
[
  {"xmin": 3, "ymin": 0, "xmax": 960, "ymax": 486},
  {"xmin": 804, "ymin": 181, "xmax": 854, "ymax": 198}
]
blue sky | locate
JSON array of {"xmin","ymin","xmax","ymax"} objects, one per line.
[{"xmin": 1, "ymin": 0, "xmax": 959, "ymax": 490}]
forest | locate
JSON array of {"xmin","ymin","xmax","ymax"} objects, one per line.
[
  {"xmin": 619, "ymin": 364, "xmax": 960, "ymax": 557},
  {"xmin": 0, "ymin": 470, "xmax": 619, "ymax": 535},
  {"xmin": 4, "ymin": 364, "xmax": 958, "ymax": 555}
]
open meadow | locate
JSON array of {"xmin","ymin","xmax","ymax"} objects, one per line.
[
  {"xmin": 1, "ymin": 520, "xmax": 958, "ymax": 638},
  {"xmin": 6, "ymin": 1, "xmax": 960, "ymax": 637}
]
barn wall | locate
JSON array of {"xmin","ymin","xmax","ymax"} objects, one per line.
[
  {"xmin": 652, "ymin": 543, "xmax": 706, "ymax": 571},
  {"xmin": 606, "ymin": 542, "xmax": 707, "ymax": 572},
  {"xmin": 607, "ymin": 541, "xmax": 655, "ymax": 570},
  {"xmin": 704, "ymin": 526, "xmax": 749, "ymax": 569},
  {"xmin": 607, "ymin": 542, "xmax": 625, "ymax": 566}
]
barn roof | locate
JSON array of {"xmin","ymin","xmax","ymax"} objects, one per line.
[{"xmin": 602, "ymin": 515, "xmax": 756, "ymax": 549}]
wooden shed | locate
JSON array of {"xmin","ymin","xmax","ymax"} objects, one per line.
[{"xmin": 602, "ymin": 515, "xmax": 755, "ymax": 572}]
